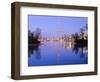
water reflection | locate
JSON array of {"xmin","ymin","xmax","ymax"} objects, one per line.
[
  {"xmin": 28, "ymin": 40, "xmax": 88, "ymax": 66},
  {"xmin": 72, "ymin": 43, "xmax": 88, "ymax": 58},
  {"xmin": 28, "ymin": 44, "xmax": 41, "ymax": 59}
]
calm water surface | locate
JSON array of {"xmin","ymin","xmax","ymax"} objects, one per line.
[{"xmin": 28, "ymin": 41, "xmax": 88, "ymax": 66}]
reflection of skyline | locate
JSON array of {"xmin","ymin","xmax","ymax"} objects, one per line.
[
  {"xmin": 28, "ymin": 41, "xmax": 88, "ymax": 67},
  {"xmin": 28, "ymin": 15, "xmax": 87, "ymax": 37},
  {"xmin": 28, "ymin": 41, "xmax": 87, "ymax": 58}
]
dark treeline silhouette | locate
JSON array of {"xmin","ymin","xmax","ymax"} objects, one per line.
[
  {"xmin": 28, "ymin": 28, "xmax": 42, "ymax": 58},
  {"xmin": 71, "ymin": 33, "xmax": 87, "ymax": 47},
  {"xmin": 28, "ymin": 28, "xmax": 41, "ymax": 44},
  {"xmin": 71, "ymin": 24, "xmax": 88, "ymax": 47},
  {"xmin": 71, "ymin": 24, "xmax": 88, "ymax": 59}
]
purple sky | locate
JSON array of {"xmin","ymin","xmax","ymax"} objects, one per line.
[{"xmin": 28, "ymin": 15, "xmax": 87, "ymax": 37}]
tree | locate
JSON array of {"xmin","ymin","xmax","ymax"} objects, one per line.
[{"xmin": 34, "ymin": 28, "xmax": 41, "ymax": 39}]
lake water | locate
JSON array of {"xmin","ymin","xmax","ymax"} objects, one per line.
[{"xmin": 28, "ymin": 41, "xmax": 88, "ymax": 66}]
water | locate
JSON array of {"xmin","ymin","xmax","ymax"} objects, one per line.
[{"xmin": 28, "ymin": 41, "xmax": 88, "ymax": 66}]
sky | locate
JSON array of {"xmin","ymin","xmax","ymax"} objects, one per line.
[{"xmin": 28, "ymin": 15, "xmax": 87, "ymax": 37}]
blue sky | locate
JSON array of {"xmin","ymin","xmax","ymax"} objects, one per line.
[{"xmin": 28, "ymin": 15, "xmax": 87, "ymax": 37}]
